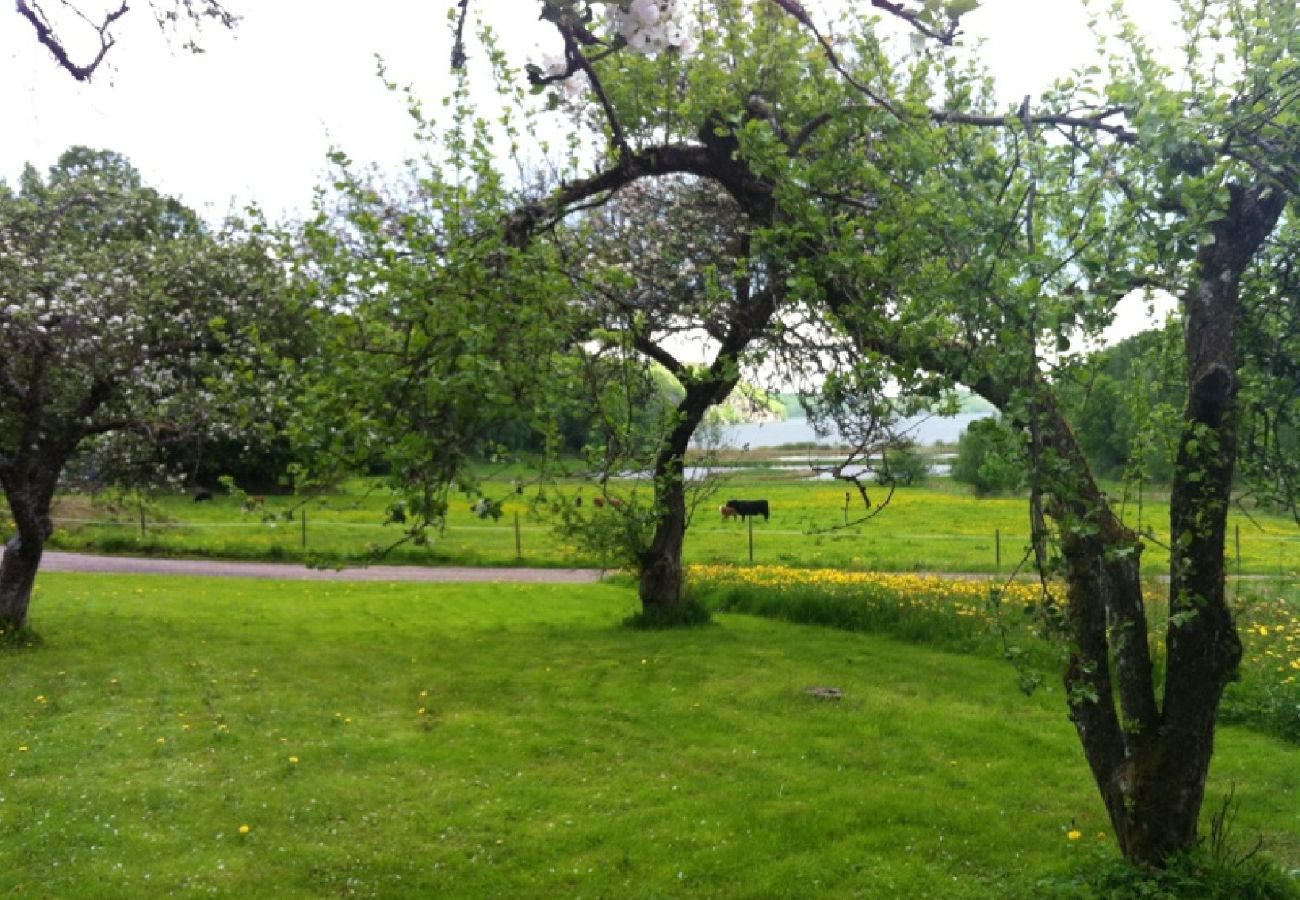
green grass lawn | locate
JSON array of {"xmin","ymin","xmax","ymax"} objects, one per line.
[
  {"xmin": 37, "ymin": 477, "xmax": 1300, "ymax": 577},
  {"xmin": 3, "ymin": 575, "xmax": 1297, "ymax": 898}
]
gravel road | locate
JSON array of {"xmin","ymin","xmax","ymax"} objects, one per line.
[{"xmin": 31, "ymin": 551, "xmax": 606, "ymax": 583}]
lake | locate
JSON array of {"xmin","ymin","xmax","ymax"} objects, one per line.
[{"xmin": 719, "ymin": 412, "xmax": 991, "ymax": 449}]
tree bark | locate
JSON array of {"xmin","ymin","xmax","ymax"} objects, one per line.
[
  {"xmin": 0, "ymin": 472, "xmax": 58, "ymax": 632},
  {"xmin": 0, "ymin": 450, "xmax": 63, "ymax": 632},
  {"xmin": 637, "ymin": 374, "xmax": 739, "ymax": 611},
  {"xmin": 0, "ymin": 533, "xmax": 44, "ymax": 632},
  {"xmin": 1042, "ymin": 183, "xmax": 1282, "ymax": 866}
]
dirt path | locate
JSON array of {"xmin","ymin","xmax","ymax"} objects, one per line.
[{"xmin": 33, "ymin": 551, "xmax": 607, "ymax": 584}]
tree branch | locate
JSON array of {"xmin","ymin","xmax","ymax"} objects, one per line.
[
  {"xmin": 16, "ymin": 0, "xmax": 129, "ymax": 82},
  {"xmin": 867, "ymin": 0, "xmax": 963, "ymax": 46},
  {"xmin": 560, "ymin": 25, "xmax": 632, "ymax": 162},
  {"xmin": 632, "ymin": 333, "xmax": 685, "ymax": 378},
  {"xmin": 931, "ymin": 108, "xmax": 1138, "ymax": 143},
  {"xmin": 450, "ymin": 0, "xmax": 469, "ymax": 70}
]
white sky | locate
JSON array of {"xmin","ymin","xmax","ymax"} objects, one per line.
[{"xmin": 2, "ymin": 0, "xmax": 1178, "ymax": 337}]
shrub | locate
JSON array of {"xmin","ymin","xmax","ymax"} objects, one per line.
[
  {"xmin": 952, "ymin": 417, "xmax": 1025, "ymax": 495},
  {"xmin": 876, "ymin": 441, "xmax": 931, "ymax": 486}
]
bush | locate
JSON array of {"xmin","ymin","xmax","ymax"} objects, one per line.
[
  {"xmin": 876, "ymin": 441, "xmax": 931, "ymax": 486},
  {"xmin": 952, "ymin": 417, "xmax": 1025, "ymax": 495}
]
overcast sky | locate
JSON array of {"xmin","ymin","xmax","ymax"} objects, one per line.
[
  {"xmin": 3, "ymin": 0, "xmax": 1177, "ymax": 341},
  {"xmin": 4, "ymin": 1, "xmax": 1154, "ymax": 217}
]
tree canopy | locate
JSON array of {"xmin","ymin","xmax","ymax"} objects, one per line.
[{"xmin": 0, "ymin": 146, "xmax": 295, "ymax": 629}]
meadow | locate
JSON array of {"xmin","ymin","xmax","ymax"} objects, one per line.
[
  {"xmin": 35, "ymin": 475, "xmax": 1300, "ymax": 578},
  {"xmin": 2, "ymin": 574, "xmax": 1298, "ymax": 898}
]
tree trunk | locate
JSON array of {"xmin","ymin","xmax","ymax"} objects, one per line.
[
  {"xmin": 637, "ymin": 374, "xmax": 739, "ymax": 615},
  {"xmin": 639, "ymin": 471, "xmax": 689, "ymax": 608},
  {"xmin": 1053, "ymin": 184, "xmax": 1282, "ymax": 866},
  {"xmin": 0, "ymin": 460, "xmax": 61, "ymax": 633},
  {"xmin": 0, "ymin": 533, "xmax": 43, "ymax": 632}
]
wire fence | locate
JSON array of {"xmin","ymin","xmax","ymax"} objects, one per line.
[{"xmin": 31, "ymin": 512, "xmax": 1299, "ymax": 579}]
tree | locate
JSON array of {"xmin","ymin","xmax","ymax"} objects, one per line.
[
  {"xmin": 551, "ymin": 178, "xmax": 782, "ymax": 616},
  {"xmin": 14, "ymin": 0, "xmax": 237, "ymax": 82},
  {"xmin": 0, "ymin": 146, "xmax": 293, "ymax": 631},
  {"xmin": 288, "ymin": 104, "xmax": 577, "ymax": 552},
  {"xmin": 461, "ymin": 0, "xmax": 1297, "ymax": 867}
]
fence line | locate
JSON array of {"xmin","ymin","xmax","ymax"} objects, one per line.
[{"xmin": 42, "ymin": 515, "xmax": 1300, "ymax": 543}]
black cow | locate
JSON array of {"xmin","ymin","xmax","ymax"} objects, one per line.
[
  {"xmin": 193, "ymin": 489, "xmax": 214, "ymax": 502},
  {"xmin": 724, "ymin": 499, "xmax": 769, "ymax": 521}
]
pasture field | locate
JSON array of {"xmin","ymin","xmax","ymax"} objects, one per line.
[
  {"xmin": 2, "ymin": 575, "xmax": 1298, "ymax": 898},
  {"xmin": 35, "ymin": 475, "xmax": 1300, "ymax": 577}
]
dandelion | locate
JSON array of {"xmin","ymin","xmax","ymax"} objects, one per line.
[
  {"xmin": 238, "ymin": 824, "xmax": 250, "ymax": 835},
  {"xmin": 156, "ymin": 737, "xmax": 166, "ymax": 744},
  {"xmin": 288, "ymin": 756, "xmax": 299, "ymax": 765},
  {"xmin": 1067, "ymin": 830, "xmax": 1082, "ymax": 841},
  {"xmin": 18, "ymin": 746, "xmax": 28, "ymax": 752}
]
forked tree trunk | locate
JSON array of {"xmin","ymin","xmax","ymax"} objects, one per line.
[{"xmin": 1048, "ymin": 184, "xmax": 1280, "ymax": 866}]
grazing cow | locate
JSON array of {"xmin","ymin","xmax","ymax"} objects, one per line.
[
  {"xmin": 193, "ymin": 489, "xmax": 213, "ymax": 502},
  {"xmin": 724, "ymin": 498, "xmax": 769, "ymax": 521},
  {"xmin": 592, "ymin": 496, "xmax": 605, "ymax": 508},
  {"xmin": 720, "ymin": 504, "xmax": 739, "ymax": 519},
  {"xmin": 593, "ymin": 496, "xmax": 624, "ymax": 509}
]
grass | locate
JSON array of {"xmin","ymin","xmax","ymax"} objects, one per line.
[
  {"xmin": 3, "ymin": 574, "xmax": 1299, "ymax": 897},
  {"xmin": 33, "ymin": 477, "xmax": 1300, "ymax": 577},
  {"xmin": 689, "ymin": 566, "xmax": 1300, "ymax": 744}
]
